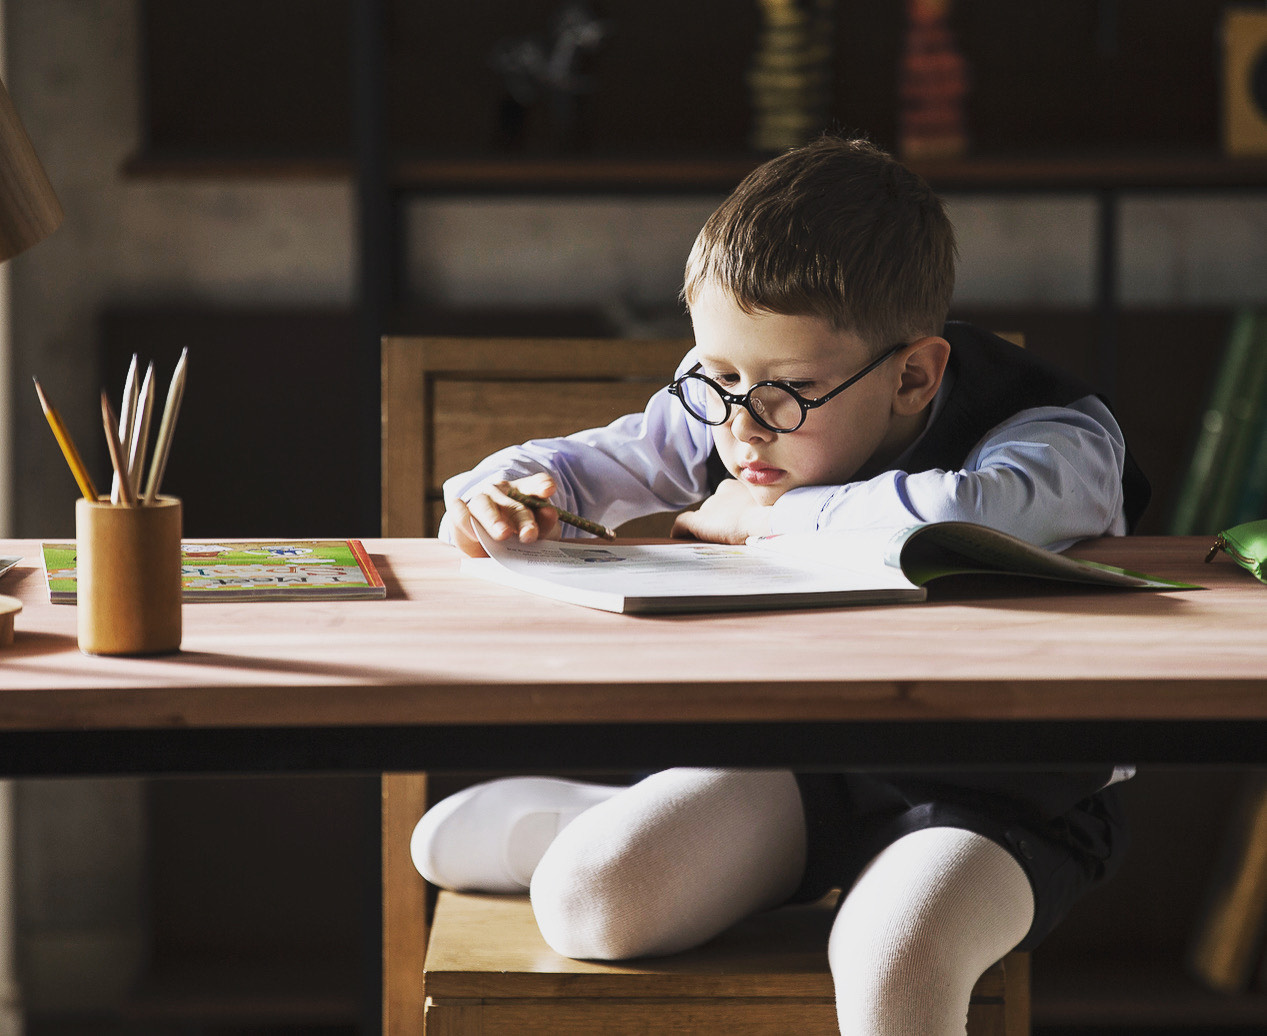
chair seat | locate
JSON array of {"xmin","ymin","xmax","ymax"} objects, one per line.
[{"xmin": 423, "ymin": 890, "xmax": 1029, "ymax": 1035}]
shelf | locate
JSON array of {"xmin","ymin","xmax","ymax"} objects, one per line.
[
  {"xmin": 124, "ymin": 149, "xmax": 1267, "ymax": 194},
  {"xmin": 388, "ymin": 153, "xmax": 762, "ymax": 194},
  {"xmin": 122, "ymin": 149, "xmax": 759, "ymax": 193},
  {"xmin": 910, "ymin": 152, "xmax": 1267, "ymax": 192},
  {"xmin": 123, "ymin": 152, "xmax": 352, "ymax": 180},
  {"xmin": 395, "ymin": 150, "xmax": 1267, "ymax": 194}
]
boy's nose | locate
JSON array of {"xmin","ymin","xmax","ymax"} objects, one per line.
[{"xmin": 728, "ymin": 405, "xmax": 775, "ymax": 442}]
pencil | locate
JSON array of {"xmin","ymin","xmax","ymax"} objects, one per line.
[
  {"xmin": 127, "ymin": 361, "xmax": 155, "ymax": 499},
  {"xmin": 100, "ymin": 391, "xmax": 136, "ymax": 507},
  {"xmin": 112, "ymin": 353, "xmax": 138, "ymax": 504},
  {"xmin": 33, "ymin": 378, "xmax": 98, "ymax": 500},
  {"xmin": 143, "ymin": 347, "xmax": 187, "ymax": 504},
  {"xmin": 504, "ymin": 484, "xmax": 616, "ymax": 540}
]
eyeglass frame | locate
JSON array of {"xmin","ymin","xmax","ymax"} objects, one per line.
[{"xmin": 666, "ymin": 341, "xmax": 907, "ymax": 433}]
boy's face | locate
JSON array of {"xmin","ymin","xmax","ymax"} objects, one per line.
[{"xmin": 687, "ymin": 284, "xmax": 905, "ymax": 506}]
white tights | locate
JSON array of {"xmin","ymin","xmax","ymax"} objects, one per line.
[{"xmin": 529, "ymin": 768, "xmax": 1035, "ymax": 1036}]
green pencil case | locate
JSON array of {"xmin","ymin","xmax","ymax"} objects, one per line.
[{"xmin": 1206, "ymin": 519, "xmax": 1267, "ymax": 584}]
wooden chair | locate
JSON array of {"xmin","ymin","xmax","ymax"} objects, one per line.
[
  {"xmin": 380, "ymin": 334, "xmax": 1031, "ymax": 1035},
  {"xmin": 381, "ymin": 335, "xmax": 691, "ymax": 1034}
]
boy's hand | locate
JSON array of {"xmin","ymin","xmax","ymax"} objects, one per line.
[
  {"xmin": 671, "ymin": 479, "xmax": 774, "ymax": 544},
  {"xmin": 447, "ymin": 473, "xmax": 564, "ymax": 557}
]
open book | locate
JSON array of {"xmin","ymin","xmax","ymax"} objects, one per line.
[{"xmin": 463, "ymin": 521, "xmax": 1191, "ymax": 615}]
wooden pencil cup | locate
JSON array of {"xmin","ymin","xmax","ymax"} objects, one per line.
[{"xmin": 75, "ymin": 496, "xmax": 182, "ymax": 656}]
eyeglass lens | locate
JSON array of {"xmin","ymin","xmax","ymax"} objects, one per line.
[{"xmin": 686, "ymin": 377, "xmax": 805, "ymax": 432}]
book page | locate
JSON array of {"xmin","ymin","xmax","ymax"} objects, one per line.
[
  {"xmin": 892, "ymin": 522, "xmax": 1194, "ymax": 589},
  {"xmin": 745, "ymin": 527, "xmax": 901, "ymax": 573},
  {"xmin": 477, "ymin": 536, "xmax": 914, "ymax": 594},
  {"xmin": 746, "ymin": 523, "xmax": 1194, "ymax": 591},
  {"xmin": 467, "ymin": 528, "xmax": 922, "ymax": 612}
]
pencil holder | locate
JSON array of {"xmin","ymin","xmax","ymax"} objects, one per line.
[{"xmin": 75, "ymin": 495, "xmax": 182, "ymax": 656}]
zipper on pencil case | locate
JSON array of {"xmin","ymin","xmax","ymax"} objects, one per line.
[{"xmin": 1205, "ymin": 532, "xmax": 1253, "ymax": 567}]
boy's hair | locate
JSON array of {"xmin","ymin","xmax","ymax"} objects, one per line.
[{"xmin": 683, "ymin": 136, "xmax": 957, "ymax": 353}]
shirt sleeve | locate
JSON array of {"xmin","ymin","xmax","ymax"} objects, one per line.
[
  {"xmin": 768, "ymin": 395, "xmax": 1129, "ymax": 551},
  {"xmin": 439, "ymin": 349, "xmax": 713, "ymax": 542}
]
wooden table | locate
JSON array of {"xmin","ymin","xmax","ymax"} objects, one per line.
[
  {"xmin": 0, "ymin": 535, "xmax": 1264, "ymax": 775},
  {"xmin": 5, "ymin": 534, "xmax": 1266, "ymax": 1033}
]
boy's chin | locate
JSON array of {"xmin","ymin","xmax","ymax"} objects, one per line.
[{"xmin": 740, "ymin": 483, "xmax": 789, "ymax": 508}]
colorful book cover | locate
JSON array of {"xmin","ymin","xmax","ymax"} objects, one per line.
[{"xmin": 41, "ymin": 539, "xmax": 386, "ymax": 603}]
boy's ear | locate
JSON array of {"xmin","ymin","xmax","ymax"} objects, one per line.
[{"xmin": 892, "ymin": 336, "xmax": 950, "ymax": 415}]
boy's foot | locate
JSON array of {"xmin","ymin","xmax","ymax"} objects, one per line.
[{"xmin": 410, "ymin": 776, "xmax": 623, "ymax": 892}]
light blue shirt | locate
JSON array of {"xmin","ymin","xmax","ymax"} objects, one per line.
[{"xmin": 441, "ymin": 346, "xmax": 1129, "ymax": 553}]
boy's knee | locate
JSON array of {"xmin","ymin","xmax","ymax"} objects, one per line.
[
  {"xmin": 828, "ymin": 896, "xmax": 981, "ymax": 1033},
  {"xmin": 827, "ymin": 827, "xmax": 1035, "ymax": 1032},
  {"xmin": 829, "ymin": 918, "xmax": 959, "ymax": 994},
  {"xmin": 530, "ymin": 840, "xmax": 667, "ymax": 960},
  {"xmin": 831, "ymin": 933, "xmax": 972, "ymax": 1036}
]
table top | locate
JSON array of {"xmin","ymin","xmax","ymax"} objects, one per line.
[{"xmin": 0, "ymin": 535, "xmax": 1263, "ymax": 774}]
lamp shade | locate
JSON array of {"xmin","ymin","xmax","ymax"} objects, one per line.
[{"xmin": 0, "ymin": 75, "xmax": 61, "ymax": 262}]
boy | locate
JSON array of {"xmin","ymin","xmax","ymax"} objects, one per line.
[{"xmin": 420, "ymin": 136, "xmax": 1147, "ymax": 1035}]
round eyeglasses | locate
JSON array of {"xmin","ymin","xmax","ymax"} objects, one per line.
[{"xmin": 666, "ymin": 342, "xmax": 905, "ymax": 434}]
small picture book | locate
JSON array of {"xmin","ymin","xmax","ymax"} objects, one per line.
[
  {"xmin": 463, "ymin": 521, "xmax": 1192, "ymax": 614},
  {"xmin": 41, "ymin": 539, "xmax": 386, "ymax": 603}
]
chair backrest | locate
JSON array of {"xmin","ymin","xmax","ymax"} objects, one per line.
[{"xmin": 381, "ymin": 336, "xmax": 693, "ymax": 537}]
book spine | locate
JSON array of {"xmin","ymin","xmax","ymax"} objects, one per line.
[
  {"xmin": 1204, "ymin": 314, "xmax": 1267, "ymax": 530},
  {"xmin": 1170, "ymin": 311, "xmax": 1261, "ymax": 535},
  {"xmin": 1232, "ymin": 317, "xmax": 1267, "ymax": 524},
  {"xmin": 1233, "ymin": 402, "xmax": 1267, "ymax": 524}
]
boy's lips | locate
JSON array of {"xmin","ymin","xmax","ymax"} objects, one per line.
[{"xmin": 738, "ymin": 462, "xmax": 785, "ymax": 486}]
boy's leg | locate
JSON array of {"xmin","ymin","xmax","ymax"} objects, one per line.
[
  {"xmin": 411, "ymin": 776, "xmax": 625, "ymax": 892},
  {"xmin": 828, "ymin": 826, "xmax": 1034, "ymax": 1036},
  {"xmin": 531, "ymin": 767, "xmax": 808, "ymax": 960}
]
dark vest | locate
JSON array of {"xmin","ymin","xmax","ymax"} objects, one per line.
[
  {"xmin": 708, "ymin": 321, "xmax": 1151, "ymax": 531},
  {"xmin": 707, "ymin": 321, "xmax": 1152, "ymax": 817}
]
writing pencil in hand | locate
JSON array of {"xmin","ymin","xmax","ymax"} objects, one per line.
[{"xmin": 503, "ymin": 484, "xmax": 616, "ymax": 540}]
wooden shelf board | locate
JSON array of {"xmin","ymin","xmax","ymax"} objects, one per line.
[
  {"xmin": 911, "ymin": 151, "xmax": 1267, "ymax": 191},
  {"xmin": 123, "ymin": 152, "xmax": 353, "ymax": 180},
  {"xmin": 123, "ymin": 149, "xmax": 1267, "ymax": 193},
  {"xmin": 396, "ymin": 150, "xmax": 1267, "ymax": 193},
  {"xmin": 389, "ymin": 153, "xmax": 761, "ymax": 193}
]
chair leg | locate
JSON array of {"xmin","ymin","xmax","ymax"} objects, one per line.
[
  {"xmin": 1003, "ymin": 951, "xmax": 1031, "ymax": 1036},
  {"xmin": 383, "ymin": 772, "xmax": 430, "ymax": 1036}
]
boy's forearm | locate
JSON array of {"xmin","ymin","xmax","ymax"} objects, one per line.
[
  {"xmin": 766, "ymin": 398, "xmax": 1128, "ymax": 548},
  {"xmin": 445, "ymin": 438, "xmax": 711, "ymax": 534},
  {"xmin": 672, "ymin": 480, "xmax": 773, "ymax": 543},
  {"xmin": 774, "ymin": 458, "xmax": 1124, "ymax": 550},
  {"xmin": 441, "ymin": 360, "xmax": 714, "ymax": 534}
]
